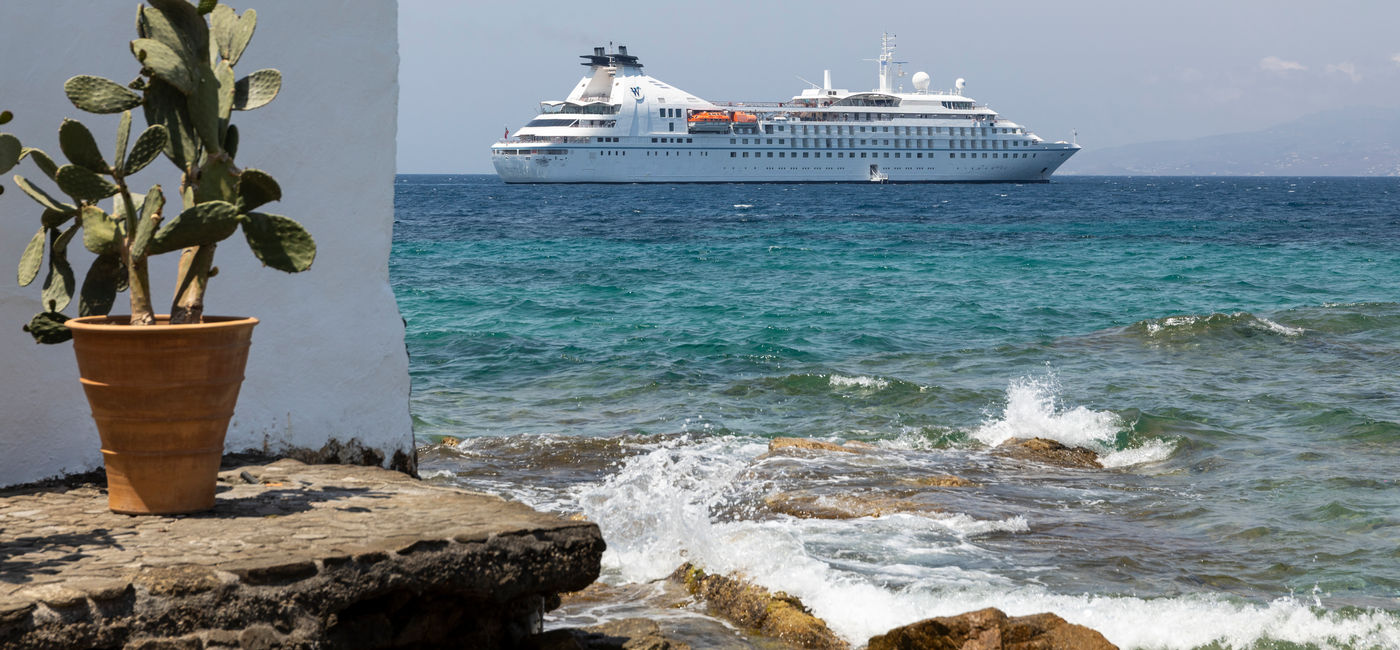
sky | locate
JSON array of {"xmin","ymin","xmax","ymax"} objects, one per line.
[{"xmin": 397, "ymin": 0, "xmax": 1400, "ymax": 174}]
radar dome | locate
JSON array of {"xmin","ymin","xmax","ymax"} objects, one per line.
[
  {"xmin": 912, "ymin": 71, "xmax": 930, "ymax": 92},
  {"xmin": 955, "ymin": 77, "xmax": 966, "ymax": 94}
]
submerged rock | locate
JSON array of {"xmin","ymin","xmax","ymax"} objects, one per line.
[
  {"xmin": 866, "ymin": 607, "xmax": 1117, "ymax": 650},
  {"xmin": 908, "ymin": 475, "xmax": 978, "ymax": 488},
  {"xmin": 767, "ymin": 437, "xmax": 867, "ymax": 454},
  {"xmin": 526, "ymin": 618, "xmax": 693, "ymax": 650},
  {"xmin": 995, "ymin": 437, "xmax": 1102, "ymax": 469},
  {"xmin": 763, "ymin": 490, "xmax": 935, "ymax": 519},
  {"xmin": 670, "ymin": 564, "xmax": 849, "ymax": 649}
]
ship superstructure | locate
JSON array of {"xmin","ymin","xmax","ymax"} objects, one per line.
[{"xmin": 491, "ymin": 36, "xmax": 1079, "ymax": 183}]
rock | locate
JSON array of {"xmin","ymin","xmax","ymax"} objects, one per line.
[
  {"xmin": 764, "ymin": 490, "xmax": 934, "ymax": 520},
  {"xmin": 0, "ymin": 460, "xmax": 605, "ymax": 649},
  {"xmin": 909, "ymin": 475, "xmax": 978, "ymax": 488},
  {"xmin": 524, "ymin": 619, "xmax": 692, "ymax": 650},
  {"xmin": 866, "ymin": 607, "xmax": 1118, "ymax": 650},
  {"xmin": 995, "ymin": 438, "xmax": 1102, "ymax": 469},
  {"xmin": 670, "ymin": 564, "xmax": 849, "ymax": 649},
  {"xmin": 767, "ymin": 437, "xmax": 864, "ymax": 454}
]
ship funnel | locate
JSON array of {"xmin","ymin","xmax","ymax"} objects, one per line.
[
  {"xmin": 594, "ymin": 46, "xmax": 605, "ymax": 56},
  {"xmin": 823, "ymin": 69, "xmax": 832, "ymax": 90},
  {"xmin": 619, "ymin": 45, "xmax": 629, "ymax": 55}
]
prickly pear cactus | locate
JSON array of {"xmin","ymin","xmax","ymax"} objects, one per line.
[{"xmin": 8, "ymin": 1, "xmax": 316, "ymax": 343}]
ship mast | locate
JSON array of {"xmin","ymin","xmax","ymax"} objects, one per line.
[{"xmin": 875, "ymin": 33, "xmax": 906, "ymax": 93}]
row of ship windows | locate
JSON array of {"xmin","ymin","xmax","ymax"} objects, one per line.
[
  {"xmin": 771, "ymin": 124, "xmax": 1023, "ymax": 137},
  {"xmin": 732, "ymin": 137, "xmax": 1031, "ymax": 149},
  {"xmin": 726, "ymin": 151, "xmax": 1038, "ymax": 159},
  {"xmin": 496, "ymin": 149, "xmax": 1041, "ymax": 159},
  {"xmin": 608, "ymin": 136, "xmax": 1032, "ymax": 148}
]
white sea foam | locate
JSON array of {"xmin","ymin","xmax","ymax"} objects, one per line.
[
  {"xmin": 1254, "ymin": 315, "xmax": 1305, "ymax": 336},
  {"xmin": 1144, "ymin": 314, "xmax": 1200, "ymax": 335},
  {"xmin": 418, "ymin": 468, "xmax": 455, "ymax": 480},
  {"xmin": 971, "ymin": 374, "xmax": 1122, "ymax": 450},
  {"xmin": 828, "ymin": 374, "xmax": 890, "ymax": 390},
  {"xmin": 733, "ymin": 204, "xmax": 754, "ymax": 208},
  {"xmin": 564, "ymin": 433, "xmax": 1398, "ymax": 649},
  {"xmin": 1099, "ymin": 438, "xmax": 1176, "ymax": 468}
]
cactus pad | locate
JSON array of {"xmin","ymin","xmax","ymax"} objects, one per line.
[
  {"xmin": 55, "ymin": 165, "xmax": 120, "ymax": 202},
  {"xmin": 149, "ymin": 200, "xmax": 241, "ymax": 254},
  {"xmin": 131, "ymin": 38, "xmax": 196, "ymax": 95},
  {"xmin": 81, "ymin": 206, "xmax": 121, "ymax": 256},
  {"xmin": 19, "ymin": 148, "xmax": 59, "ymax": 181},
  {"xmin": 64, "ymin": 76, "xmax": 143, "ymax": 114},
  {"xmin": 79, "ymin": 253, "xmax": 124, "ymax": 317},
  {"xmin": 237, "ymin": 168, "xmax": 280, "ymax": 211},
  {"xmin": 142, "ymin": 79, "xmax": 197, "ymax": 171},
  {"xmin": 41, "ymin": 225, "xmax": 79, "ymax": 314},
  {"xmin": 0, "ymin": 133, "xmax": 20, "ymax": 175},
  {"xmin": 13, "ymin": 176, "xmax": 73, "ymax": 213},
  {"xmin": 59, "ymin": 119, "xmax": 110, "ymax": 175},
  {"xmin": 233, "ymin": 69, "xmax": 280, "ymax": 111},
  {"xmin": 211, "ymin": 6, "xmax": 256, "ymax": 66},
  {"xmin": 130, "ymin": 186, "xmax": 166, "ymax": 261},
  {"xmin": 241, "ymin": 212, "xmax": 315, "ymax": 273},
  {"xmin": 18, "ymin": 227, "xmax": 45, "ymax": 287},
  {"xmin": 114, "ymin": 112, "xmax": 133, "ymax": 175},
  {"xmin": 147, "ymin": 0, "xmax": 211, "ymax": 62},
  {"xmin": 22, "ymin": 312, "xmax": 72, "ymax": 345},
  {"xmin": 124, "ymin": 124, "xmax": 169, "ymax": 176}
]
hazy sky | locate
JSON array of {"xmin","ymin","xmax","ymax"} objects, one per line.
[{"xmin": 398, "ymin": 0, "xmax": 1400, "ymax": 174}]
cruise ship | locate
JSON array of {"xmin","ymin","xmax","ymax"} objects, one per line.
[{"xmin": 491, "ymin": 35, "xmax": 1079, "ymax": 183}]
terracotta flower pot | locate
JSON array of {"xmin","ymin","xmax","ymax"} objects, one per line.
[{"xmin": 66, "ymin": 315, "xmax": 258, "ymax": 515}]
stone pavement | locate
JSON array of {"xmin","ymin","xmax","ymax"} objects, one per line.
[{"xmin": 0, "ymin": 458, "xmax": 605, "ymax": 649}]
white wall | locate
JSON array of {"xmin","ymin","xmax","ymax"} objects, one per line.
[{"xmin": 0, "ymin": 1, "xmax": 412, "ymax": 486}]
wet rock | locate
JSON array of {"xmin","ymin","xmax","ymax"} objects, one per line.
[
  {"xmin": 525, "ymin": 619, "xmax": 691, "ymax": 650},
  {"xmin": 866, "ymin": 607, "xmax": 1117, "ymax": 650},
  {"xmin": 767, "ymin": 437, "xmax": 865, "ymax": 454},
  {"xmin": 996, "ymin": 437, "xmax": 1102, "ymax": 469},
  {"xmin": 670, "ymin": 564, "xmax": 849, "ymax": 649},
  {"xmin": 909, "ymin": 475, "xmax": 978, "ymax": 488},
  {"xmin": 764, "ymin": 490, "xmax": 934, "ymax": 519}
]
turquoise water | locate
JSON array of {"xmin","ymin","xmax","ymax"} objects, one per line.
[{"xmin": 394, "ymin": 175, "xmax": 1400, "ymax": 649}]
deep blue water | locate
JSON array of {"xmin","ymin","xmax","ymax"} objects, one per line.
[{"xmin": 394, "ymin": 175, "xmax": 1400, "ymax": 649}]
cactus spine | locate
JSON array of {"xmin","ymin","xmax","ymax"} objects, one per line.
[{"xmin": 6, "ymin": 1, "xmax": 315, "ymax": 343}]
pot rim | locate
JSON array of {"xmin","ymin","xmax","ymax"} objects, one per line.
[{"xmin": 66, "ymin": 315, "xmax": 259, "ymax": 332}]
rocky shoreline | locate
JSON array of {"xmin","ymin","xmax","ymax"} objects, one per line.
[{"xmin": 528, "ymin": 435, "xmax": 1121, "ymax": 650}]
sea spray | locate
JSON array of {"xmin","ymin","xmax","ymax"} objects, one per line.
[{"xmin": 972, "ymin": 372, "xmax": 1123, "ymax": 449}]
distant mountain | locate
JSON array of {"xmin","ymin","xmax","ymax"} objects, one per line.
[{"xmin": 1065, "ymin": 107, "xmax": 1400, "ymax": 176}]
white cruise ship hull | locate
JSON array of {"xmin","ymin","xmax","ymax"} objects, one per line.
[
  {"xmin": 493, "ymin": 142, "xmax": 1077, "ymax": 183},
  {"xmin": 493, "ymin": 40, "xmax": 1080, "ymax": 184}
]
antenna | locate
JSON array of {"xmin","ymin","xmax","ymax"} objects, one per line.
[
  {"xmin": 865, "ymin": 33, "xmax": 907, "ymax": 93},
  {"xmin": 796, "ymin": 74, "xmax": 820, "ymax": 89},
  {"xmin": 1072, "ymin": 129, "xmax": 1078, "ymax": 145}
]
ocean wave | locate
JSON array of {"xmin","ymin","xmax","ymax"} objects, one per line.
[
  {"xmin": 1133, "ymin": 311, "xmax": 1305, "ymax": 339},
  {"xmin": 828, "ymin": 374, "xmax": 891, "ymax": 390}
]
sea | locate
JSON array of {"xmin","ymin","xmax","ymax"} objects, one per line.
[{"xmin": 393, "ymin": 174, "xmax": 1400, "ymax": 650}]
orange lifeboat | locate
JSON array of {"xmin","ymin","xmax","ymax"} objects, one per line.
[
  {"xmin": 687, "ymin": 111, "xmax": 730, "ymax": 123},
  {"xmin": 731, "ymin": 111, "xmax": 758, "ymax": 123}
]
